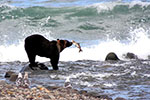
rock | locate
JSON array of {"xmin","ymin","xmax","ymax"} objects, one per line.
[
  {"xmin": 9, "ymin": 73, "xmax": 18, "ymax": 82},
  {"xmin": 124, "ymin": 52, "xmax": 138, "ymax": 59},
  {"xmin": 0, "ymin": 94, "xmax": 5, "ymax": 97},
  {"xmin": 115, "ymin": 97, "xmax": 126, "ymax": 100},
  {"xmin": 4, "ymin": 71, "xmax": 15, "ymax": 78},
  {"xmin": 0, "ymin": 80, "xmax": 6, "ymax": 85},
  {"xmin": 79, "ymin": 90, "xmax": 87, "ymax": 95},
  {"xmin": 43, "ymin": 95, "xmax": 51, "ymax": 99},
  {"xmin": 98, "ymin": 95, "xmax": 112, "ymax": 100},
  {"xmin": 46, "ymin": 86, "xmax": 59, "ymax": 90},
  {"xmin": 148, "ymin": 55, "xmax": 150, "ymax": 59},
  {"xmin": 38, "ymin": 63, "xmax": 48, "ymax": 70},
  {"xmin": 102, "ymin": 65, "xmax": 112, "ymax": 68},
  {"xmin": 86, "ymin": 92, "xmax": 99, "ymax": 97},
  {"xmin": 86, "ymin": 92, "xmax": 113, "ymax": 100},
  {"xmin": 0, "ymin": 81, "xmax": 102, "ymax": 100},
  {"xmin": 105, "ymin": 52, "xmax": 120, "ymax": 61},
  {"xmin": 48, "ymin": 95, "xmax": 55, "ymax": 99}
]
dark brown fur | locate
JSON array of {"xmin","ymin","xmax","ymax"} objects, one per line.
[{"xmin": 24, "ymin": 34, "xmax": 72, "ymax": 70}]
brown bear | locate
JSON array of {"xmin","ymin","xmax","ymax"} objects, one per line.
[{"xmin": 24, "ymin": 34, "xmax": 73, "ymax": 70}]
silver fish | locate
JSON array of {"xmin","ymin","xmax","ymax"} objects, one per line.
[{"xmin": 72, "ymin": 40, "xmax": 83, "ymax": 52}]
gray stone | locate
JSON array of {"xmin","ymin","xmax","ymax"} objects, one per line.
[
  {"xmin": 4, "ymin": 71, "xmax": 15, "ymax": 78},
  {"xmin": 124, "ymin": 52, "xmax": 138, "ymax": 59},
  {"xmin": 115, "ymin": 97, "xmax": 126, "ymax": 100},
  {"xmin": 105, "ymin": 52, "xmax": 120, "ymax": 61},
  {"xmin": 9, "ymin": 73, "xmax": 18, "ymax": 82}
]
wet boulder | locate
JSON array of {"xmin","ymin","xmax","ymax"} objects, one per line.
[
  {"xmin": 4, "ymin": 71, "xmax": 18, "ymax": 81},
  {"xmin": 105, "ymin": 52, "xmax": 120, "ymax": 61},
  {"xmin": 38, "ymin": 63, "xmax": 49, "ymax": 70},
  {"xmin": 115, "ymin": 97, "xmax": 126, "ymax": 100},
  {"xmin": 97, "ymin": 95, "xmax": 112, "ymax": 100},
  {"xmin": 4, "ymin": 71, "xmax": 15, "ymax": 78},
  {"xmin": 9, "ymin": 73, "xmax": 18, "ymax": 82},
  {"xmin": 124, "ymin": 52, "xmax": 138, "ymax": 59},
  {"xmin": 83, "ymin": 91, "xmax": 112, "ymax": 100},
  {"xmin": 148, "ymin": 55, "xmax": 150, "ymax": 59}
]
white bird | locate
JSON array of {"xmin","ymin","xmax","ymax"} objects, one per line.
[
  {"xmin": 16, "ymin": 73, "xmax": 23, "ymax": 87},
  {"xmin": 64, "ymin": 77, "xmax": 72, "ymax": 88},
  {"xmin": 22, "ymin": 72, "xmax": 30, "ymax": 88}
]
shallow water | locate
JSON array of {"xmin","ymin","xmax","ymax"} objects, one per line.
[
  {"xmin": 1, "ymin": 59, "xmax": 150, "ymax": 100},
  {"xmin": 1, "ymin": 1, "xmax": 150, "ymax": 61}
]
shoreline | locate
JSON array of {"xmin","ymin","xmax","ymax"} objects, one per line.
[{"xmin": 0, "ymin": 80, "xmax": 115, "ymax": 100}]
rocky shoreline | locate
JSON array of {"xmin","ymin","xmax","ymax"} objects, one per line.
[
  {"xmin": 0, "ymin": 60, "xmax": 130, "ymax": 100},
  {"xmin": 0, "ymin": 80, "xmax": 116, "ymax": 100}
]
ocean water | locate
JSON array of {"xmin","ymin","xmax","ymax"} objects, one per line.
[{"xmin": 0, "ymin": 0, "xmax": 150, "ymax": 99}]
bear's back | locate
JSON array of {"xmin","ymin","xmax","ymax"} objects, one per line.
[
  {"xmin": 25, "ymin": 34, "xmax": 47, "ymax": 42},
  {"xmin": 25, "ymin": 34, "xmax": 50, "ymax": 46},
  {"xmin": 25, "ymin": 34, "xmax": 60, "ymax": 59},
  {"xmin": 25, "ymin": 34, "xmax": 58, "ymax": 54}
]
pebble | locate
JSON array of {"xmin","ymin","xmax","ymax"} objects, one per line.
[{"xmin": 0, "ymin": 81, "xmax": 106, "ymax": 100}]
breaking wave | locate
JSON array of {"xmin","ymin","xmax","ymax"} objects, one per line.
[{"xmin": 0, "ymin": 1, "xmax": 150, "ymax": 61}]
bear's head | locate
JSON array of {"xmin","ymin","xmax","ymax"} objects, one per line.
[{"xmin": 57, "ymin": 39, "xmax": 72, "ymax": 52}]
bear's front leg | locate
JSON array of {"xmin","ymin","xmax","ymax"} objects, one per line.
[{"xmin": 50, "ymin": 55, "xmax": 59, "ymax": 70}]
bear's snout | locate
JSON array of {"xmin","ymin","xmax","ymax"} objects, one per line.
[{"xmin": 66, "ymin": 41, "xmax": 73, "ymax": 47}]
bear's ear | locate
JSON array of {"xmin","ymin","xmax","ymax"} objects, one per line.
[{"xmin": 57, "ymin": 39, "xmax": 60, "ymax": 44}]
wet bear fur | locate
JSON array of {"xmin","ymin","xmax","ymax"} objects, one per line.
[{"xmin": 24, "ymin": 34, "xmax": 72, "ymax": 70}]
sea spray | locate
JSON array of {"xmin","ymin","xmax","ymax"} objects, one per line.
[
  {"xmin": 60, "ymin": 27, "xmax": 150, "ymax": 61},
  {"xmin": 0, "ymin": 27, "xmax": 149, "ymax": 62},
  {"xmin": 0, "ymin": 1, "xmax": 150, "ymax": 62}
]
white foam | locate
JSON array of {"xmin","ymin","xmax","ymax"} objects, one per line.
[
  {"xmin": 0, "ymin": 42, "xmax": 27, "ymax": 62},
  {"xmin": 91, "ymin": 1, "xmax": 150, "ymax": 13},
  {"xmin": 78, "ymin": 81, "xmax": 93, "ymax": 87},
  {"xmin": 91, "ymin": 2, "xmax": 119, "ymax": 13},
  {"xmin": 103, "ymin": 83, "xmax": 116, "ymax": 87},
  {"xmin": 143, "ymin": 74, "xmax": 150, "ymax": 77},
  {"xmin": 60, "ymin": 27, "xmax": 150, "ymax": 61},
  {"xmin": 0, "ymin": 27, "xmax": 149, "ymax": 62},
  {"xmin": 129, "ymin": 1, "xmax": 150, "ymax": 8},
  {"xmin": 131, "ymin": 71, "xmax": 137, "ymax": 76},
  {"xmin": 0, "ymin": 42, "xmax": 50, "ymax": 62}
]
